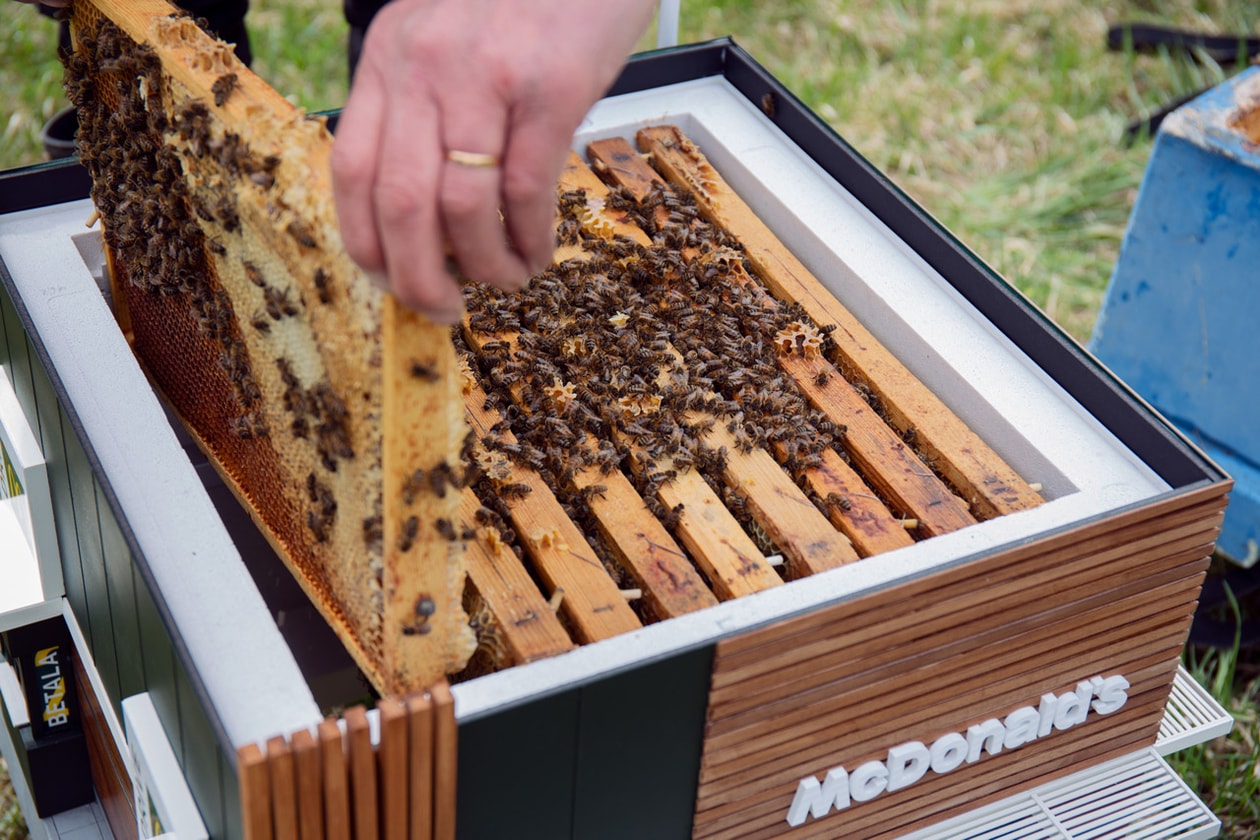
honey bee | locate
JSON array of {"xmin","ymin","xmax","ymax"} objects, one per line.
[
  {"xmin": 287, "ymin": 220, "xmax": 317, "ymax": 249},
  {"xmin": 313, "ymin": 268, "xmax": 332, "ymax": 304},
  {"xmin": 264, "ymin": 286, "xmax": 300, "ymax": 319},
  {"xmin": 409, "ymin": 358, "xmax": 439, "ymax": 382},
  {"xmin": 434, "ymin": 518, "xmax": 457, "ymax": 541},
  {"xmin": 403, "ymin": 594, "xmax": 437, "ymax": 636},
  {"xmin": 243, "ymin": 261, "xmax": 265, "ymax": 287},
  {"xmin": 211, "ymin": 72, "xmax": 238, "ymax": 107},
  {"xmin": 398, "ymin": 515, "xmax": 419, "ymax": 552},
  {"xmin": 826, "ymin": 492, "xmax": 853, "ymax": 512},
  {"xmin": 362, "ymin": 515, "xmax": 383, "ymax": 551},
  {"xmin": 498, "ymin": 482, "xmax": 531, "ymax": 500}
]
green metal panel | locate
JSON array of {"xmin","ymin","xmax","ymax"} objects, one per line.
[
  {"xmin": 59, "ymin": 413, "xmax": 122, "ymax": 706},
  {"xmin": 572, "ymin": 646, "xmax": 713, "ymax": 840},
  {"xmin": 99, "ymin": 480, "xmax": 146, "ymax": 708},
  {"xmin": 132, "ymin": 558, "xmax": 183, "ymax": 761},
  {"xmin": 1, "ymin": 280, "xmax": 233, "ymax": 837},
  {"xmin": 219, "ymin": 750, "xmax": 244, "ymax": 840},
  {"xmin": 456, "ymin": 688, "xmax": 581, "ymax": 839},
  {"xmin": 177, "ymin": 661, "xmax": 227, "ymax": 840}
]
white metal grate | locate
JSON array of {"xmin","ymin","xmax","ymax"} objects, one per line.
[
  {"xmin": 1156, "ymin": 665, "xmax": 1235, "ymax": 756},
  {"xmin": 898, "ymin": 750, "xmax": 1220, "ymax": 840},
  {"xmin": 898, "ymin": 668, "xmax": 1231, "ymax": 840}
]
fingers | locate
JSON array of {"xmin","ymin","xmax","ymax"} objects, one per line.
[
  {"xmin": 374, "ymin": 84, "xmax": 460, "ymax": 320},
  {"xmin": 331, "ymin": 61, "xmax": 389, "ymax": 277},
  {"xmin": 437, "ymin": 91, "xmax": 533, "ymax": 292},
  {"xmin": 500, "ymin": 105, "xmax": 571, "ymax": 275}
]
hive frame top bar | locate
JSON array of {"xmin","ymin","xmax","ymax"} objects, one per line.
[{"xmin": 0, "ymin": 40, "xmax": 1227, "ymax": 746}]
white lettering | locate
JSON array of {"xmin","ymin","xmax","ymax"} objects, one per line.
[
  {"xmin": 786, "ymin": 767, "xmax": 850, "ymax": 827},
  {"xmin": 929, "ymin": 732, "xmax": 968, "ymax": 774},
  {"xmin": 1092, "ymin": 675, "xmax": 1130, "ymax": 714},
  {"xmin": 966, "ymin": 719, "xmax": 1004, "ymax": 763},
  {"xmin": 886, "ymin": 742, "xmax": 929, "ymax": 791},
  {"xmin": 784, "ymin": 674, "xmax": 1131, "ymax": 827},
  {"xmin": 1053, "ymin": 682, "xmax": 1092, "ymax": 731},
  {"xmin": 1037, "ymin": 693, "xmax": 1057, "ymax": 737},
  {"xmin": 849, "ymin": 760, "xmax": 888, "ymax": 802},
  {"xmin": 1003, "ymin": 706, "xmax": 1040, "ymax": 749}
]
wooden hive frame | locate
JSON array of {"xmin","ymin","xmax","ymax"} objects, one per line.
[{"xmin": 64, "ymin": 0, "xmax": 473, "ymax": 696}]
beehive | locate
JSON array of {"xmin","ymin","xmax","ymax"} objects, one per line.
[
  {"xmin": 62, "ymin": 0, "xmax": 1052, "ymax": 686},
  {"xmin": 41, "ymin": 6, "xmax": 1229, "ymax": 837}
]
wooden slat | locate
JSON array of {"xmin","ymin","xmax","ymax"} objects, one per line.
[
  {"xmin": 710, "ymin": 518, "xmax": 1215, "ymax": 699},
  {"xmin": 700, "ymin": 633, "xmax": 1191, "ymax": 802},
  {"xmin": 555, "ymin": 154, "xmax": 781, "ymax": 594},
  {"xmin": 381, "ymin": 300, "xmax": 471, "ymax": 693},
  {"xmin": 431, "ymin": 682, "xmax": 458, "ymax": 840},
  {"xmin": 459, "ymin": 487, "xmax": 576, "ymax": 665},
  {"xmin": 586, "ymin": 136, "xmax": 916, "ymax": 554},
  {"xmin": 71, "ymin": 655, "xmax": 136, "ymax": 840},
  {"xmin": 707, "ymin": 576, "xmax": 1200, "ymax": 738},
  {"xmin": 267, "ymin": 735, "xmax": 299, "ymax": 840},
  {"xmin": 586, "ymin": 136, "xmax": 974, "ymax": 537},
  {"xmin": 464, "ymin": 378, "xmax": 642, "ymax": 642},
  {"xmin": 645, "ymin": 462, "xmax": 784, "ymax": 598},
  {"xmin": 791, "ymin": 446, "xmax": 914, "ymax": 557},
  {"xmin": 238, "ymin": 743, "xmax": 274, "ymax": 840},
  {"xmin": 457, "ymin": 330, "xmax": 716, "ymax": 619},
  {"xmin": 779, "ymin": 353, "xmax": 975, "ymax": 537},
  {"xmin": 694, "ymin": 411, "xmax": 857, "ymax": 576},
  {"xmin": 712, "ymin": 491, "xmax": 1225, "ymax": 674},
  {"xmin": 289, "ymin": 728, "xmax": 324, "ymax": 840},
  {"xmin": 344, "ymin": 706, "xmax": 378, "ymax": 840},
  {"xmin": 635, "ymin": 125, "xmax": 1044, "ymax": 521},
  {"xmin": 406, "ymin": 692, "xmax": 435, "ymax": 840},
  {"xmin": 709, "ymin": 529, "xmax": 1214, "ymax": 708},
  {"xmin": 377, "ymin": 697, "xmax": 409, "ymax": 840},
  {"xmin": 458, "ymin": 205, "xmax": 720, "ymax": 620},
  {"xmin": 688, "ymin": 482, "xmax": 1227, "ymax": 839},
  {"xmin": 560, "ymin": 151, "xmax": 847, "ymax": 583},
  {"xmin": 318, "ymin": 719, "xmax": 351, "ymax": 840}
]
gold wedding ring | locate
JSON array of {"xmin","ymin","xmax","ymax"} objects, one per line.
[{"xmin": 446, "ymin": 149, "xmax": 501, "ymax": 169}]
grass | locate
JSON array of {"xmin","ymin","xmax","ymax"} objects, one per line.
[{"xmin": 2, "ymin": 1, "xmax": 1258, "ymax": 838}]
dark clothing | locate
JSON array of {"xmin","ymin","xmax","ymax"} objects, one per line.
[
  {"xmin": 46, "ymin": 0, "xmax": 254, "ymax": 66},
  {"xmin": 343, "ymin": 0, "xmax": 393, "ymax": 77}
]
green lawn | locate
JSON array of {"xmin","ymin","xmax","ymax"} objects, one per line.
[{"xmin": 2, "ymin": 1, "xmax": 1258, "ymax": 837}]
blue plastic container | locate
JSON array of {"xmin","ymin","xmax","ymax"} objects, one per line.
[{"xmin": 1091, "ymin": 67, "xmax": 1260, "ymax": 566}]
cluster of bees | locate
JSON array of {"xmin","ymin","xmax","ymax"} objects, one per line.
[
  {"xmin": 63, "ymin": 19, "xmax": 204, "ymax": 299},
  {"xmin": 462, "ymin": 178, "xmax": 847, "ymax": 563},
  {"xmin": 62, "ymin": 14, "xmax": 912, "ymax": 633},
  {"xmin": 63, "ymin": 15, "xmax": 362, "ymax": 559}
]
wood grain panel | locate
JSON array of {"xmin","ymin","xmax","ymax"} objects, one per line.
[
  {"xmin": 692, "ymin": 484, "xmax": 1228, "ymax": 839},
  {"xmin": 239, "ymin": 688, "xmax": 458, "ymax": 840},
  {"xmin": 73, "ymin": 653, "xmax": 137, "ymax": 840}
]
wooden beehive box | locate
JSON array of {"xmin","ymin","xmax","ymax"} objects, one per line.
[{"xmin": 0, "ymin": 25, "xmax": 1230, "ymax": 840}]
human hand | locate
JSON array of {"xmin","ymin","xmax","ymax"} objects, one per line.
[{"xmin": 331, "ymin": 0, "xmax": 658, "ymax": 323}]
